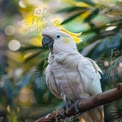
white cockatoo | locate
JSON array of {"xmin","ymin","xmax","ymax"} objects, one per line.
[{"xmin": 42, "ymin": 27, "xmax": 104, "ymax": 122}]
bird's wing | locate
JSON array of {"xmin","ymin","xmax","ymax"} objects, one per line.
[
  {"xmin": 78, "ymin": 58, "xmax": 102, "ymax": 96},
  {"xmin": 86, "ymin": 57, "xmax": 103, "ymax": 79},
  {"xmin": 45, "ymin": 65, "xmax": 61, "ymax": 99},
  {"xmin": 78, "ymin": 58, "xmax": 104, "ymax": 122}
]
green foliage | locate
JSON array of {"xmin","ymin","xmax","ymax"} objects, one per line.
[
  {"xmin": 76, "ymin": 0, "xmax": 95, "ymax": 6},
  {"xmin": 0, "ymin": 0, "xmax": 122, "ymax": 122}
]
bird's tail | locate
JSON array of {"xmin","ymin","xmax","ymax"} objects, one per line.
[{"xmin": 79, "ymin": 106, "xmax": 104, "ymax": 122}]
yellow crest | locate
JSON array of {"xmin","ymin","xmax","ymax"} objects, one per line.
[{"xmin": 60, "ymin": 27, "xmax": 82, "ymax": 43}]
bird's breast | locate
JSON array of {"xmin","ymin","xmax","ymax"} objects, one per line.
[
  {"xmin": 49, "ymin": 54, "xmax": 90, "ymax": 101},
  {"xmin": 50, "ymin": 63, "xmax": 86, "ymax": 101}
]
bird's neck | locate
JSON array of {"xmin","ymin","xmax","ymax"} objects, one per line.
[{"xmin": 48, "ymin": 49, "xmax": 82, "ymax": 64}]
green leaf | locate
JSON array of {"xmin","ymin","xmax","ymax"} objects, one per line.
[
  {"xmin": 61, "ymin": 11, "xmax": 86, "ymax": 24},
  {"xmin": 108, "ymin": 56, "xmax": 122, "ymax": 72},
  {"xmin": 76, "ymin": 0, "xmax": 95, "ymax": 6},
  {"xmin": 33, "ymin": 59, "xmax": 47, "ymax": 90},
  {"xmin": 18, "ymin": 46, "xmax": 42, "ymax": 52},
  {"xmin": 81, "ymin": 40, "xmax": 101, "ymax": 56},
  {"xmin": 90, "ymin": 38, "xmax": 108, "ymax": 59},
  {"xmin": 4, "ymin": 80, "xmax": 14, "ymax": 107},
  {"xmin": 13, "ymin": 73, "xmax": 32, "ymax": 96},
  {"xmin": 33, "ymin": 73, "xmax": 47, "ymax": 104},
  {"xmin": 57, "ymin": 6, "xmax": 88, "ymax": 13},
  {"xmin": 23, "ymin": 51, "xmax": 42, "ymax": 63},
  {"xmin": 84, "ymin": 8, "xmax": 99, "ymax": 22},
  {"xmin": 88, "ymin": 22, "xmax": 100, "ymax": 33},
  {"xmin": 35, "ymin": 59, "xmax": 47, "ymax": 75}
]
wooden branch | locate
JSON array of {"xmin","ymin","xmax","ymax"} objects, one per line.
[{"xmin": 35, "ymin": 83, "xmax": 122, "ymax": 122}]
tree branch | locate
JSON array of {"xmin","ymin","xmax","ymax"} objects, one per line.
[{"xmin": 35, "ymin": 83, "xmax": 122, "ymax": 122}]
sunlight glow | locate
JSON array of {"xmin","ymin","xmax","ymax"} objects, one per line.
[
  {"xmin": 6, "ymin": 105, "xmax": 11, "ymax": 113},
  {"xmin": 119, "ymin": 62, "xmax": 122, "ymax": 67},
  {"xmin": 104, "ymin": 61, "xmax": 109, "ymax": 67},
  {"xmin": 24, "ymin": 53, "xmax": 33, "ymax": 59},
  {"xmin": 105, "ymin": 26, "xmax": 117, "ymax": 31},
  {"xmin": 19, "ymin": 0, "xmax": 26, "ymax": 8}
]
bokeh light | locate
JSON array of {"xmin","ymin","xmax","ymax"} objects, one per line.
[
  {"xmin": 5, "ymin": 25, "xmax": 15, "ymax": 36},
  {"xmin": 8, "ymin": 40, "xmax": 21, "ymax": 51},
  {"xmin": 105, "ymin": 26, "xmax": 117, "ymax": 31},
  {"xmin": 119, "ymin": 62, "xmax": 122, "ymax": 68},
  {"xmin": 19, "ymin": 0, "xmax": 26, "ymax": 8}
]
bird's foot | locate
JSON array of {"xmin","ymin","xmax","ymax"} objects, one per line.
[
  {"xmin": 62, "ymin": 102, "xmax": 72, "ymax": 112},
  {"xmin": 74, "ymin": 99, "xmax": 82, "ymax": 115},
  {"xmin": 61, "ymin": 103, "xmax": 72, "ymax": 119}
]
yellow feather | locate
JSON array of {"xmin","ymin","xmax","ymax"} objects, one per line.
[
  {"xmin": 63, "ymin": 37, "xmax": 70, "ymax": 44},
  {"xmin": 72, "ymin": 36, "xmax": 82, "ymax": 43},
  {"xmin": 60, "ymin": 27, "xmax": 82, "ymax": 43}
]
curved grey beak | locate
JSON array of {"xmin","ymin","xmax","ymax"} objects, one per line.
[{"xmin": 42, "ymin": 36, "xmax": 54, "ymax": 48}]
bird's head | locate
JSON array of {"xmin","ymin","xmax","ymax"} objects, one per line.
[{"xmin": 42, "ymin": 27, "xmax": 81, "ymax": 53}]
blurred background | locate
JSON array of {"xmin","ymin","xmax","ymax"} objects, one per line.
[{"xmin": 0, "ymin": 0, "xmax": 122, "ymax": 122}]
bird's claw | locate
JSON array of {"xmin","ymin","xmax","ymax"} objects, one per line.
[
  {"xmin": 74, "ymin": 99, "xmax": 82, "ymax": 115},
  {"xmin": 61, "ymin": 103, "xmax": 71, "ymax": 119}
]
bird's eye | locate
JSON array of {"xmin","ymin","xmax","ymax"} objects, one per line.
[{"xmin": 56, "ymin": 34, "xmax": 60, "ymax": 39}]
